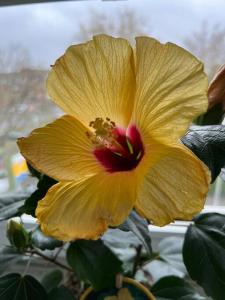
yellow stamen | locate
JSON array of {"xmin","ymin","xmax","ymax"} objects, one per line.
[{"xmin": 88, "ymin": 117, "xmax": 117, "ymax": 148}]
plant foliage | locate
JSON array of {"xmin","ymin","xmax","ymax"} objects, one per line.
[{"xmin": 183, "ymin": 213, "xmax": 225, "ymax": 300}]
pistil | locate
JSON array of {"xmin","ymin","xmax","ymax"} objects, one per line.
[{"xmin": 87, "ymin": 118, "xmax": 144, "ymax": 173}]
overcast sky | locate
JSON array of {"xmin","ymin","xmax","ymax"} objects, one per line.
[{"xmin": 0, "ymin": 0, "xmax": 225, "ymax": 69}]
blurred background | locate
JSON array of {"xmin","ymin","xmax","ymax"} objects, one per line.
[{"xmin": 0, "ymin": 0, "xmax": 225, "ymax": 205}]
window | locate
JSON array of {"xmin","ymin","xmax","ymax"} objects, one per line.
[{"xmin": 0, "ymin": 0, "xmax": 225, "ymax": 206}]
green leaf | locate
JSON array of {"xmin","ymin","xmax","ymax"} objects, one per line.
[
  {"xmin": 0, "ymin": 246, "xmax": 24, "ymax": 274},
  {"xmin": 41, "ymin": 270, "xmax": 63, "ymax": 293},
  {"xmin": 158, "ymin": 237, "xmax": 186, "ymax": 274},
  {"xmin": 0, "ymin": 273, "xmax": 47, "ymax": 300},
  {"xmin": 183, "ymin": 213, "xmax": 225, "ymax": 300},
  {"xmin": 27, "ymin": 162, "xmax": 42, "ymax": 179},
  {"xmin": 151, "ymin": 276, "xmax": 207, "ymax": 300},
  {"xmin": 31, "ymin": 226, "xmax": 63, "ymax": 250},
  {"xmin": 48, "ymin": 286, "xmax": 74, "ymax": 300},
  {"xmin": 19, "ymin": 175, "xmax": 57, "ymax": 217},
  {"xmin": 0, "ymin": 194, "xmax": 26, "ymax": 221},
  {"xmin": 119, "ymin": 211, "xmax": 152, "ymax": 253},
  {"xmin": 19, "ymin": 190, "xmax": 42, "ymax": 217},
  {"xmin": 195, "ymin": 103, "xmax": 224, "ymax": 126},
  {"xmin": 182, "ymin": 125, "xmax": 225, "ymax": 182},
  {"xmin": 66, "ymin": 239, "xmax": 122, "ymax": 290},
  {"xmin": 143, "ymin": 237, "xmax": 186, "ymax": 282}
]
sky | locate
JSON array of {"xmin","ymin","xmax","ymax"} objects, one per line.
[{"xmin": 0, "ymin": 0, "xmax": 225, "ymax": 69}]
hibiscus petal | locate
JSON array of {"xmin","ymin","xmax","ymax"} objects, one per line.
[
  {"xmin": 17, "ymin": 115, "xmax": 102, "ymax": 181},
  {"xmin": 47, "ymin": 35, "xmax": 135, "ymax": 128},
  {"xmin": 36, "ymin": 172, "xmax": 137, "ymax": 241},
  {"xmin": 135, "ymin": 143, "xmax": 210, "ymax": 226},
  {"xmin": 132, "ymin": 37, "xmax": 208, "ymax": 143}
]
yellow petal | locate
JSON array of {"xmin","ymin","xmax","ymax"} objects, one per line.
[
  {"xmin": 17, "ymin": 115, "xmax": 102, "ymax": 181},
  {"xmin": 132, "ymin": 37, "xmax": 208, "ymax": 143},
  {"xmin": 135, "ymin": 143, "xmax": 210, "ymax": 226},
  {"xmin": 47, "ymin": 35, "xmax": 135, "ymax": 128},
  {"xmin": 36, "ymin": 172, "xmax": 137, "ymax": 241}
]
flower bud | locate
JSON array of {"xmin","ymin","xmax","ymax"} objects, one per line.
[
  {"xmin": 208, "ymin": 64, "xmax": 225, "ymax": 111},
  {"xmin": 7, "ymin": 219, "xmax": 30, "ymax": 251}
]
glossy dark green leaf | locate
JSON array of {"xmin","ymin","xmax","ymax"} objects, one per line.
[
  {"xmin": 182, "ymin": 125, "xmax": 225, "ymax": 182},
  {"xmin": 119, "ymin": 210, "xmax": 152, "ymax": 253},
  {"xmin": 67, "ymin": 239, "xmax": 122, "ymax": 290},
  {"xmin": 19, "ymin": 175, "xmax": 57, "ymax": 217},
  {"xmin": 0, "ymin": 246, "xmax": 24, "ymax": 274},
  {"xmin": 41, "ymin": 269, "xmax": 63, "ymax": 293},
  {"xmin": 19, "ymin": 189, "xmax": 42, "ymax": 216},
  {"xmin": 31, "ymin": 226, "xmax": 63, "ymax": 250},
  {"xmin": 0, "ymin": 194, "xmax": 26, "ymax": 221},
  {"xmin": 195, "ymin": 103, "xmax": 224, "ymax": 126},
  {"xmin": 48, "ymin": 285, "xmax": 75, "ymax": 300},
  {"xmin": 103, "ymin": 228, "xmax": 147, "ymax": 276},
  {"xmin": 27, "ymin": 162, "xmax": 42, "ymax": 179},
  {"xmin": 143, "ymin": 237, "xmax": 186, "ymax": 282},
  {"xmin": 157, "ymin": 237, "xmax": 186, "ymax": 276},
  {"xmin": 0, "ymin": 273, "xmax": 47, "ymax": 300},
  {"xmin": 183, "ymin": 213, "xmax": 225, "ymax": 300},
  {"xmin": 151, "ymin": 276, "xmax": 207, "ymax": 300}
]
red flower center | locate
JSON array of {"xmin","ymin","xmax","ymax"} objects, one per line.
[{"xmin": 93, "ymin": 125, "xmax": 144, "ymax": 173}]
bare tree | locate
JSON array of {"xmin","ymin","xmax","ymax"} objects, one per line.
[
  {"xmin": 184, "ymin": 22, "xmax": 225, "ymax": 79},
  {"xmin": 0, "ymin": 45, "xmax": 31, "ymax": 73},
  {"xmin": 73, "ymin": 8, "xmax": 151, "ymax": 44},
  {"xmin": 0, "ymin": 69, "xmax": 60, "ymax": 141},
  {"xmin": 0, "ymin": 45, "xmax": 59, "ymax": 141}
]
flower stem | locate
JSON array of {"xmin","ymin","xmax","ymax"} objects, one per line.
[
  {"xmin": 22, "ymin": 253, "xmax": 33, "ymax": 276},
  {"xmin": 132, "ymin": 245, "xmax": 142, "ymax": 277},
  {"xmin": 25, "ymin": 249, "xmax": 72, "ymax": 272}
]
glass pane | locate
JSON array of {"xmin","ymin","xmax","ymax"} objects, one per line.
[{"xmin": 0, "ymin": 0, "xmax": 225, "ymax": 205}]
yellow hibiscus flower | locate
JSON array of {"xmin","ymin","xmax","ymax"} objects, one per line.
[{"xmin": 18, "ymin": 35, "xmax": 211, "ymax": 241}]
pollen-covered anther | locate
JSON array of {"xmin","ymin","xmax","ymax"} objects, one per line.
[{"xmin": 88, "ymin": 117, "xmax": 118, "ymax": 147}]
